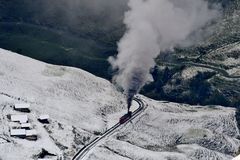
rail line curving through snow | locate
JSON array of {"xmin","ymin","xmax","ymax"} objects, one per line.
[{"xmin": 72, "ymin": 97, "xmax": 145, "ymax": 160}]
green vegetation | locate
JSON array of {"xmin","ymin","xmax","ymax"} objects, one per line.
[
  {"xmin": 0, "ymin": 22, "xmax": 114, "ymax": 79},
  {"xmin": 0, "ymin": 0, "xmax": 126, "ymax": 79}
]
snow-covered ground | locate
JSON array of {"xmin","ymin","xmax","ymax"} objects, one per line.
[
  {"xmin": 0, "ymin": 48, "xmax": 239, "ymax": 160},
  {"xmin": 233, "ymin": 154, "xmax": 240, "ymax": 160},
  {"xmin": 181, "ymin": 66, "xmax": 213, "ymax": 80},
  {"xmin": 0, "ymin": 49, "xmax": 126, "ymax": 159},
  {"xmin": 85, "ymin": 97, "xmax": 240, "ymax": 160},
  {"xmin": 203, "ymin": 42, "xmax": 240, "ymax": 68},
  {"xmin": 227, "ymin": 66, "xmax": 240, "ymax": 76}
]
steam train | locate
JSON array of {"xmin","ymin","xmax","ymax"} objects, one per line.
[{"xmin": 119, "ymin": 111, "xmax": 132, "ymax": 124}]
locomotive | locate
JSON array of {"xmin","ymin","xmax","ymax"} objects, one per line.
[{"xmin": 119, "ymin": 111, "xmax": 132, "ymax": 124}]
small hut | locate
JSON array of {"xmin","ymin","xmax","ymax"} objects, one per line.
[
  {"xmin": 14, "ymin": 103, "xmax": 30, "ymax": 113},
  {"xmin": 11, "ymin": 115, "xmax": 28, "ymax": 123},
  {"xmin": 10, "ymin": 129, "xmax": 26, "ymax": 138},
  {"xmin": 26, "ymin": 129, "xmax": 38, "ymax": 141},
  {"xmin": 21, "ymin": 123, "xmax": 31, "ymax": 129},
  {"xmin": 38, "ymin": 115, "xmax": 50, "ymax": 124}
]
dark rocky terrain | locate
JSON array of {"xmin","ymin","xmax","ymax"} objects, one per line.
[{"xmin": 0, "ymin": 0, "xmax": 239, "ymax": 108}]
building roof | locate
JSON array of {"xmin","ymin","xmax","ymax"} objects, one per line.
[
  {"xmin": 9, "ymin": 122, "xmax": 18, "ymax": 128},
  {"xmin": 11, "ymin": 115, "xmax": 28, "ymax": 123},
  {"xmin": 39, "ymin": 114, "xmax": 50, "ymax": 120},
  {"xmin": 10, "ymin": 129, "xmax": 26, "ymax": 136},
  {"xmin": 26, "ymin": 129, "xmax": 37, "ymax": 136},
  {"xmin": 21, "ymin": 123, "xmax": 31, "ymax": 128},
  {"xmin": 14, "ymin": 103, "xmax": 30, "ymax": 109}
]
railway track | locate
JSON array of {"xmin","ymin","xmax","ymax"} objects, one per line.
[{"xmin": 72, "ymin": 98, "xmax": 145, "ymax": 160}]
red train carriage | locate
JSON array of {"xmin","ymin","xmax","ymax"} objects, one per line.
[{"xmin": 119, "ymin": 111, "xmax": 132, "ymax": 124}]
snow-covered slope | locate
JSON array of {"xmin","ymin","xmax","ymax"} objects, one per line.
[
  {"xmin": 0, "ymin": 49, "xmax": 126, "ymax": 159},
  {"xmin": 0, "ymin": 48, "xmax": 239, "ymax": 160},
  {"xmin": 86, "ymin": 97, "xmax": 240, "ymax": 160}
]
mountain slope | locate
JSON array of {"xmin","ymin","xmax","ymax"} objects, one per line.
[
  {"xmin": 0, "ymin": 49, "xmax": 239, "ymax": 159},
  {"xmin": 86, "ymin": 96, "xmax": 240, "ymax": 160},
  {"xmin": 0, "ymin": 48, "xmax": 126, "ymax": 159},
  {"xmin": 0, "ymin": 0, "xmax": 239, "ymax": 108}
]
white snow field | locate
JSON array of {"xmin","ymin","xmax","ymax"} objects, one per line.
[
  {"xmin": 233, "ymin": 154, "xmax": 240, "ymax": 160},
  {"xmin": 0, "ymin": 49, "xmax": 126, "ymax": 159},
  {"xmin": 86, "ymin": 97, "xmax": 240, "ymax": 160},
  {"xmin": 0, "ymin": 48, "xmax": 239, "ymax": 160}
]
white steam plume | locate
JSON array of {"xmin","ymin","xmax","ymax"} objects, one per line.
[{"xmin": 109, "ymin": 0, "xmax": 219, "ymax": 109}]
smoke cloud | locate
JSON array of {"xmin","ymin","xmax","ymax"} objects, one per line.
[{"xmin": 109, "ymin": 0, "xmax": 220, "ymax": 107}]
